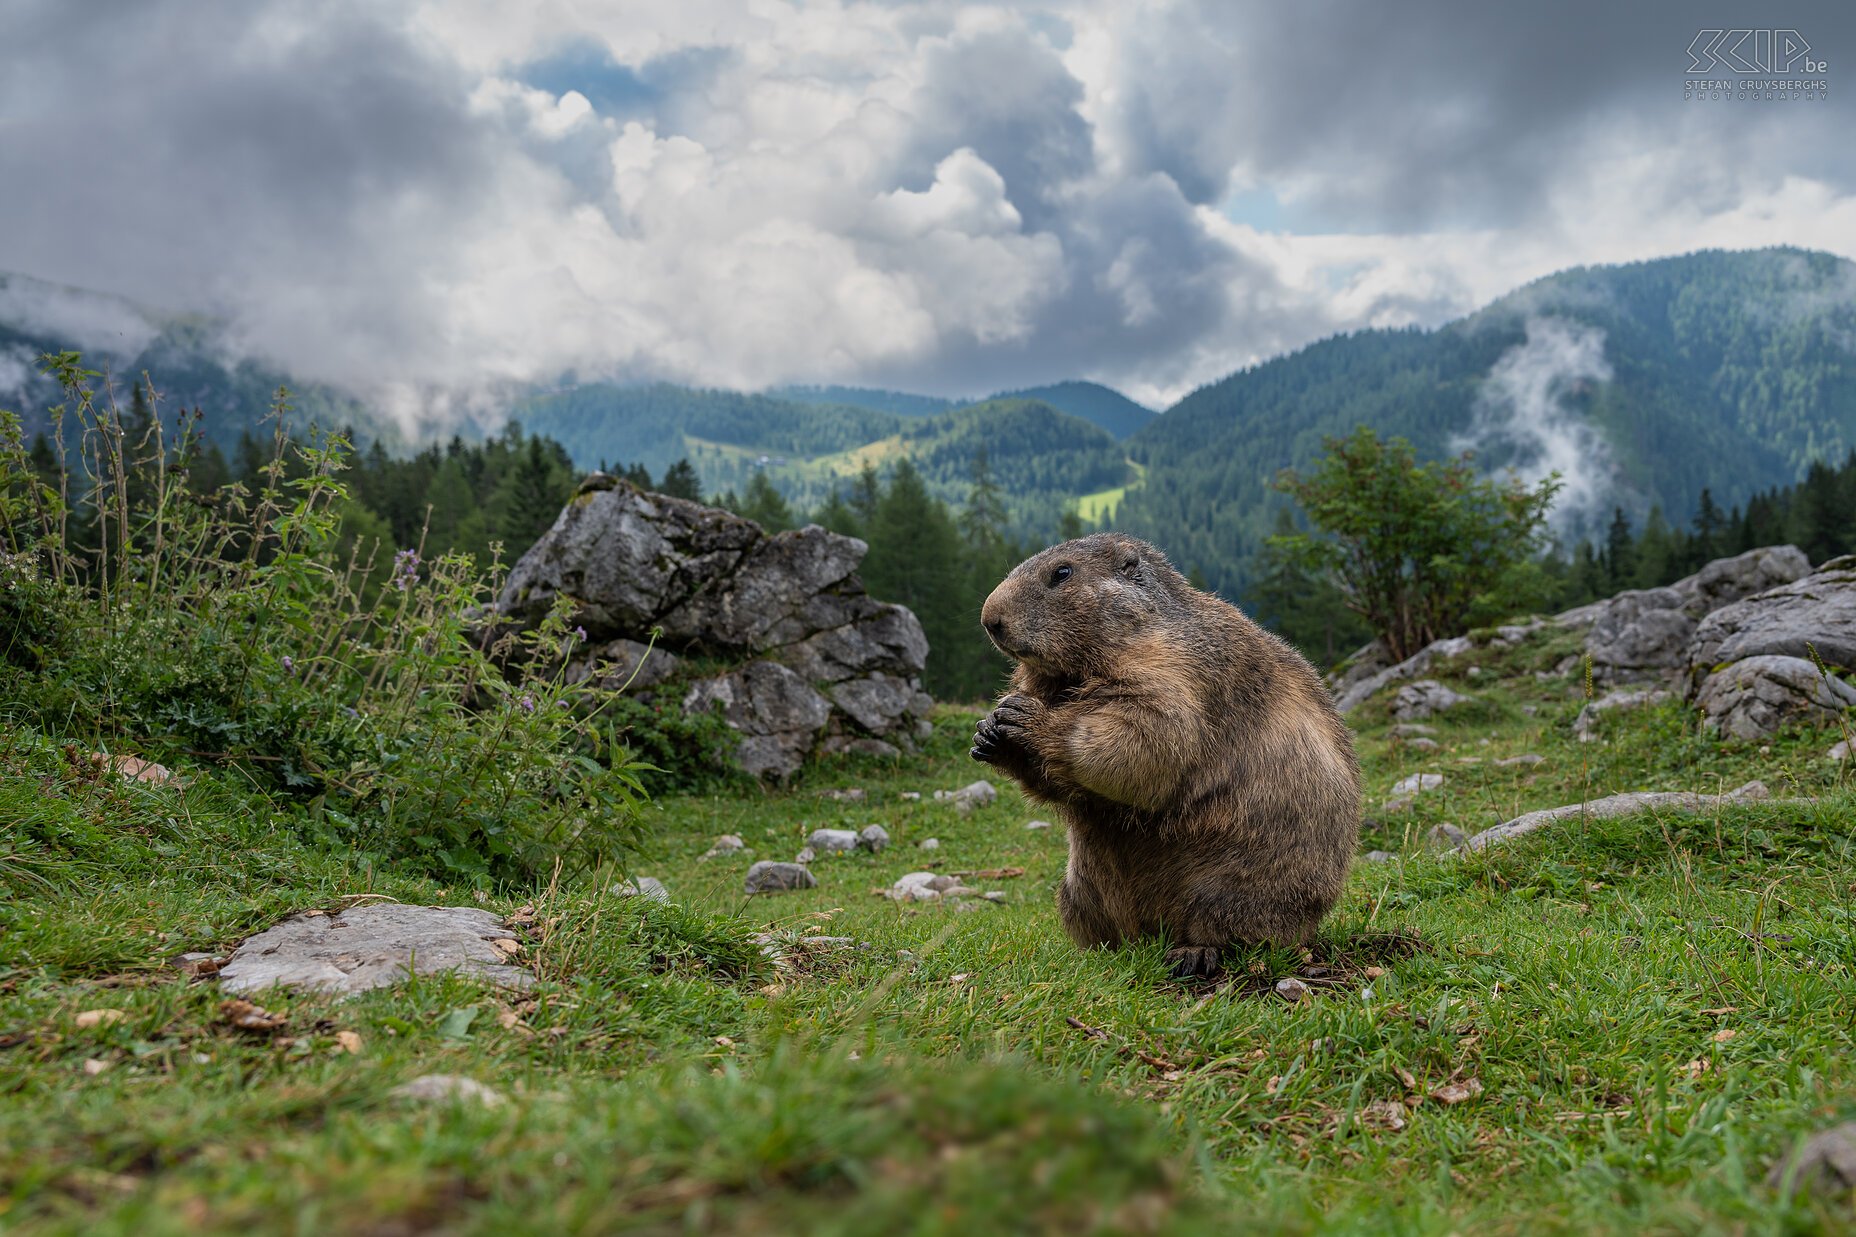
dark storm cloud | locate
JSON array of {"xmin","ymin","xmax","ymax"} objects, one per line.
[
  {"xmin": 0, "ymin": 0, "xmax": 503, "ymax": 374},
  {"xmin": 1106, "ymin": 0, "xmax": 1856, "ymax": 229}
]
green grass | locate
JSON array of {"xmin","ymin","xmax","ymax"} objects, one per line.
[
  {"xmin": 4, "ymin": 632, "xmax": 1856, "ymax": 1233},
  {"xmin": 1073, "ymin": 459, "xmax": 1146, "ymax": 524}
]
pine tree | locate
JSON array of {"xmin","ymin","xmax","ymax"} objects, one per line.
[
  {"xmin": 812, "ymin": 488, "xmax": 862, "ymax": 539},
  {"xmin": 493, "ymin": 435, "xmax": 570, "ymax": 554},
  {"xmin": 658, "ymin": 458, "xmax": 701, "ymax": 500},
  {"xmin": 1691, "ymin": 487, "xmax": 1724, "ymax": 566},
  {"xmin": 1604, "ymin": 507, "xmax": 1635, "ymax": 591},
  {"xmin": 851, "ymin": 463, "xmax": 881, "ymax": 528},
  {"xmin": 739, "ymin": 471, "xmax": 794, "ymax": 532},
  {"xmin": 863, "ymin": 460, "xmax": 974, "ymax": 697},
  {"xmin": 1635, "ymin": 506, "xmax": 1674, "ymax": 588}
]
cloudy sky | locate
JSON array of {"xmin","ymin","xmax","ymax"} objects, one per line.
[{"xmin": 1, "ymin": 0, "xmax": 1852, "ymax": 411}]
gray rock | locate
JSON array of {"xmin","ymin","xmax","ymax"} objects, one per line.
[
  {"xmin": 1391, "ymin": 773, "xmax": 1443, "ymax": 795},
  {"xmin": 218, "ymin": 904, "xmax": 535, "ymax": 996},
  {"xmin": 1274, "ymin": 977, "xmax": 1309, "ymax": 1002},
  {"xmin": 744, "ymin": 861, "xmax": 819, "ymax": 894},
  {"xmin": 1832, "ymin": 739, "xmax": 1851, "ymax": 762},
  {"xmin": 793, "ymin": 847, "xmax": 817, "ymax": 865},
  {"xmin": 857, "ymin": 824, "xmax": 890, "ymax": 852},
  {"xmin": 1380, "ymin": 795, "xmax": 1414, "ymax": 814},
  {"xmin": 684, "ymin": 661, "xmax": 833, "ymax": 780},
  {"xmin": 703, "ymin": 834, "xmax": 746, "ymax": 859},
  {"xmin": 1496, "ymin": 753, "xmax": 1544, "ymax": 767},
  {"xmin": 1573, "ymin": 546, "xmax": 1813, "ymax": 683},
  {"xmin": 936, "ymin": 780, "xmax": 997, "ymax": 812},
  {"xmin": 1391, "ymin": 681, "xmax": 1471, "ymax": 721},
  {"xmin": 1573, "ymin": 688, "xmax": 1673, "ymax": 742},
  {"xmin": 1425, "ymin": 823, "xmax": 1467, "ymax": 851},
  {"xmin": 899, "ymin": 791, "xmax": 922, "ymax": 801},
  {"xmin": 391, "ymin": 1074, "xmax": 506, "ymax": 1107},
  {"xmin": 1403, "ymin": 737, "xmax": 1441, "ymax": 752},
  {"xmin": 1361, "ymin": 850, "xmax": 1397, "ymax": 864},
  {"xmin": 819, "ymin": 788, "xmax": 866, "ymax": 802},
  {"xmin": 1769, "ymin": 1121, "xmax": 1856, "ymax": 1196},
  {"xmin": 494, "ymin": 478, "xmax": 934, "ymax": 776},
  {"xmin": 919, "ymin": 837, "xmax": 940, "ymax": 850},
  {"xmin": 564, "ymin": 638, "xmax": 681, "ymax": 692},
  {"xmin": 1025, "ymin": 819, "xmax": 1053, "ymax": 831},
  {"xmin": 818, "ymin": 736, "xmax": 902, "ymax": 759},
  {"xmin": 1464, "ymin": 781, "xmax": 1771, "ymax": 851},
  {"xmin": 1389, "ymin": 723, "xmax": 1438, "ymax": 738},
  {"xmin": 1688, "ymin": 556, "xmax": 1856, "ymax": 675},
  {"xmin": 886, "ymin": 871, "xmax": 980, "ymax": 902},
  {"xmin": 1335, "ymin": 638, "xmax": 1475, "ymax": 714},
  {"xmin": 613, "ymin": 876, "xmax": 669, "ymax": 902},
  {"xmin": 806, "ymin": 828, "xmax": 862, "ymax": 854},
  {"xmin": 1693, "ymin": 654, "xmax": 1856, "ymax": 740}
]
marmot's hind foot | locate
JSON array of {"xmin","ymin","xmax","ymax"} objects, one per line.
[{"xmin": 1164, "ymin": 945, "xmax": 1223, "ymax": 980}]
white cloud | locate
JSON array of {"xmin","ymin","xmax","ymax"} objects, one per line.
[{"xmin": 0, "ymin": 0, "xmax": 1850, "ymax": 427}]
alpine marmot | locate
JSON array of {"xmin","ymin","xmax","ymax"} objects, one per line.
[{"xmin": 971, "ymin": 533, "xmax": 1360, "ymax": 978}]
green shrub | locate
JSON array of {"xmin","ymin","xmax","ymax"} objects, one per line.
[{"xmin": 0, "ymin": 354, "xmax": 653, "ymax": 884}]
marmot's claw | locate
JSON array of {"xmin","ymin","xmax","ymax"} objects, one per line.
[
  {"xmin": 971, "ymin": 717, "xmax": 1003, "ymax": 763},
  {"xmin": 1164, "ymin": 945, "xmax": 1223, "ymax": 980}
]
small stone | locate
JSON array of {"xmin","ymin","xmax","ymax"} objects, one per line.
[
  {"xmin": 82, "ymin": 1058, "xmax": 109, "ymax": 1076},
  {"xmin": 1831, "ymin": 740, "xmax": 1851, "ymax": 762},
  {"xmin": 1391, "ymin": 773, "xmax": 1444, "ymax": 795},
  {"xmin": 856, "ymin": 824, "xmax": 890, "ymax": 853},
  {"xmin": 983, "ymin": 891, "xmax": 1006, "ymax": 903},
  {"xmin": 1769, "ymin": 1121, "xmax": 1856, "ymax": 1195},
  {"xmin": 390, "ymin": 1074, "xmax": 506, "ymax": 1107},
  {"xmin": 919, "ymin": 837, "xmax": 940, "ymax": 851},
  {"xmin": 1381, "ymin": 795, "xmax": 1414, "ymax": 814},
  {"xmin": 807, "ymin": 828, "xmax": 861, "ymax": 854},
  {"xmin": 1362, "ymin": 850, "xmax": 1397, "ymax": 863},
  {"xmin": 1430, "ymin": 1078, "xmax": 1483, "ymax": 1106},
  {"xmin": 74, "ymin": 1009, "xmax": 126, "ymax": 1029},
  {"xmin": 1520, "ymin": 704, "xmax": 1539, "ymax": 716},
  {"xmin": 612, "ymin": 876, "xmax": 669, "ymax": 902},
  {"xmin": 1404, "ymin": 737, "xmax": 1441, "ymax": 752},
  {"xmin": 1025, "ymin": 819, "xmax": 1053, "ymax": 831},
  {"xmin": 1496, "ymin": 753, "xmax": 1544, "ymax": 767},
  {"xmin": 1425, "ymin": 823, "xmax": 1467, "ymax": 851},
  {"xmin": 1391, "ymin": 680, "xmax": 1471, "ymax": 722},
  {"xmin": 703, "ymin": 834, "xmax": 747, "ymax": 859},
  {"xmin": 886, "ymin": 871, "xmax": 979, "ymax": 902},
  {"xmin": 1466, "ymin": 666, "xmax": 1481, "ymax": 677},
  {"xmin": 935, "ymin": 780, "xmax": 997, "ymax": 811},
  {"xmin": 899, "ymin": 792, "xmax": 922, "ymax": 801},
  {"xmin": 793, "ymin": 847, "xmax": 817, "ymax": 865},
  {"xmin": 1275, "ymin": 977, "xmax": 1309, "ymax": 1003},
  {"xmin": 1388, "ymin": 723, "xmax": 1437, "ymax": 738},
  {"xmin": 744, "ymin": 862, "xmax": 818, "ymax": 894},
  {"xmin": 820, "ymin": 788, "xmax": 866, "ymax": 802}
]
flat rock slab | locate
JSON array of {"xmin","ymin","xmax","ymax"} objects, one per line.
[
  {"xmin": 218, "ymin": 904, "xmax": 535, "ymax": 996},
  {"xmin": 1464, "ymin": 781, "xmax": 1771, "ymax": 852}
]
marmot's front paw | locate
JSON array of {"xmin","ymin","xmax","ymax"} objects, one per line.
[
  {"xmin": 1164, "ymin": 945, "xmax": 1223, "ymax": 980},
  {"xmin": 972, "ymin": 694, "xmax": 1044, "ymax": 766},
  {"xmin": 989, "ymin": 693, "xmax": 1045, "ymax": 748}
]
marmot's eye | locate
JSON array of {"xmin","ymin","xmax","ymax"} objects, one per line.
[{"xmin": 1049, "ymin": 564, "xmax": 1073, "ymax": 586}]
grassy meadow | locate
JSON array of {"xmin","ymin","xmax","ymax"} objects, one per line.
[{"xmin": 4, "ymin": 619, "xmax": 1855, "ymax": 1234}]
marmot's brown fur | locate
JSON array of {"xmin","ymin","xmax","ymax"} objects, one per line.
[{"xmin": 972, "ymin": 533, "xmax": 1360, "ymax": 978}]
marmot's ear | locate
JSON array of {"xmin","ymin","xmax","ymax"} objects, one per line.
[{"xmin": 1118, "ymin": 551, "xmax": 1143, "ymax": 582}]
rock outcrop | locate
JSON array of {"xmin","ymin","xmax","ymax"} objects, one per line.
[
  {"xmin": 1568, "ymin": 545, "xmax": 1812, "ymax": 683},
  {"xmin": 496, "ymin": 476, "xmax": 933, "ymax": 778},
  {"xmin": 1691, "ymin": 654, "xmax": 1856, "ymax": 740}
]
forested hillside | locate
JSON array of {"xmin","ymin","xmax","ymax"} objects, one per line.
[{"xmin": 1118, "ymin": 247, "xmax": 1856, "ymax": 595}]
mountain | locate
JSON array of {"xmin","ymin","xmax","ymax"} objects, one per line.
[
  {"xmin": 772, "ymin": 384, "xmax": 959, "ymax": 418},
  {"xmin": 0, "ymin": 272, "xmax": 403, "ymax": 454},
  {"xmin": 989, "ymin": 381, "xmax": 1156, "ymax": 440},
  {"xmin": 1115, "ymin": 247, "xmax": 1856, "ymax": 595},
  {"xmin": 517, "ymin": 384, "xmax": 1127, "ymax": 526}
]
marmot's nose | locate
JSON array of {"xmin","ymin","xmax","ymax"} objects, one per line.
[{"xmin": 985, "ymin": 618, "xmax": 1007, "ymax": 642}]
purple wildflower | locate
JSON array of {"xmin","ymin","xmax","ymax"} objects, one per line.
[
  {"xmin": 392, "ymin": 548, "xmax": 421, "ymax": 591},
  {"xmin": 281, "ymin": 655, "xmax": 295, "ymax": 674},
  {"xmin": 574, "ymin": 626, "xmax": 587, "ymax": 642},
  {"xmin": 519, "ymin": 694, "xmax": 536, "ymax": 714}
]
